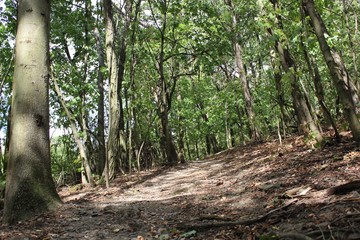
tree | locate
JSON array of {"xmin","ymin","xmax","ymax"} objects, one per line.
[
  {"xmin": 3, "ymin": 0, "xmax": 61, "ymax": 224},
  {"xmin": 268, "ymin": 0, "xmax": 323, "ymax": 144},
  {"xmin": 302, "ymin": 0, "xmax": 360, "ymax": 142},
  {"xmin": 50, "ymin": 0, "xmax": 96, "ymax": 186},
  {"xmin": 225, "ymin": 0, "xmax": 260, "ymax": 141}
]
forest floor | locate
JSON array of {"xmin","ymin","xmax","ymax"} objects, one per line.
[{"xmin": 1, "ymin": 132, "xmax": 360, "ymax": 240}]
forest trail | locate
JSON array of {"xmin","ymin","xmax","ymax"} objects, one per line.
[{"xmin": 1, "ymin": 133, "xmax": 360, "ymax": 239}]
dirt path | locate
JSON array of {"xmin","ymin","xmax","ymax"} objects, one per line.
[{"xmin": 1, "ymin": 134, "xmax": 360, "ymax": 239}]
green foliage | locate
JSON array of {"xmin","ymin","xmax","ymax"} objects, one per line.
[
  {"xmin": 51, "ymin": 135, "xmax": 81, "ymax": 186},
  {"xmin": 0, "ymin": 0, "xmax": 358, "ymax": 177}
]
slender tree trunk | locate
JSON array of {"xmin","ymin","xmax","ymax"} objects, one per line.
[
  {"xmin": 177, "ymin": 93, "xmax": 186, "ymax": 163},
  {"xmin": 196, "ymin": 101, "xmax": 220, "ymax": 154},
  {"xmin": 235, "ymin": 104, "xmax": 246, "ymax": 144},
  {"xmin": 94, "ymin": 27, "xmax": 106, "ymax": 176},
  {"xmin": 302, "ymin": 0, "xmax": 360, "ymax": 142},
  {"xmin": 185, "ymin": 131, "xmax": 192, "ymax": 160},
  {"xmin": 127, "ymin": 0, "xmax": 142, "ymax": 173},
  {"xmin": 225, "ymin": 101, "xmax": 233, "ymax": 149},
  {"xmin": 117, "ymin": 0, "xmax": 132, "ymax": 172},
  {"xmin": 342, "ymin": 0, "xmax": 359, "ymax": 91},
  {"xmin": 313, "ymin": 62, "xmax": 340, "ymax": 140},
  {"xmin": 152, "ymin": 0, "xmax": 179, "ymax": 165},
  {"xmin": 270, "ymin": 51, "xmax": 288, "ymax": 136},
  {"xmin": 104, "ymin": 0, "xmax": 122, "ymax": 179},
  {"xmin": 159, "ymin": 109, "xmax": 179, "ymax": 165},
  {"xmin": 79, "ymin": 3, "xmax": 94, "ymax": 184},
  {"xmin": 4, "ymin": 0, "xmax": 61, "ymax": 224},
  {"xmin": 269, "ymin": 0, "xmax": 323, "ymax": 144},
  {"xmin": 233, "ymin": 41, "xmax": 259, "ymax": 140},
  {"xmin": 226, "ymin": 0, "xmax": 259, "ymax": 140},
  {"xmin": 299, "ymin": 19, "xmax": 340, "ymax": 140},
  {"xmin": 53, "ymin": 77, "xmax": 95, "ymax": 187}
]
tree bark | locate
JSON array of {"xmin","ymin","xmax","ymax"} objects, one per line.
[
  {"xmin": 342, "ymin": 0, "xmax": 359, "ymax": 91},
  {"xmin": 104, "ymin": 0, "xmax": 122, "ymax": 178},
  {"xmin": 94, "ymin": 27, "xmax": 106, "ymax": 176},
  {"xmin": 150, "ymin": 0, "xmax": 179, "ymax": 165},
  {"xmin": 269, "ymin": 0, "xmax": 323, "ymax": 144},
  {"xmin": 4, "ymin": 0, "xmax": 61, "ymax": 224},
  {"xmin": 226, "ymin": 0, "xmax": 260, "ymax": 141},
  {"xmin": 270, "ymin": 51, "xmax": 288, "ymax": 137},
  {"xmin": 53, "ymin": 77, "xmax": 95, "ymax": 187},
  {"xmin": 298, "ymin": 18, "xmax": 340, "ymax": 140},
  {"xmin": 302, "ymin": 0, "xmax": 360, "ymax": 142}
]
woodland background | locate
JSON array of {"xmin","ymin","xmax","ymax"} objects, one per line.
[{"xmin": 0, "ymin": 0, "xmax": 359, "ymax": 187}]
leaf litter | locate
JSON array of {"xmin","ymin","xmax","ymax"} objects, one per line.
[{"xmin": 1, "ymin": 132, "xmax": 360, "ymax": 239}]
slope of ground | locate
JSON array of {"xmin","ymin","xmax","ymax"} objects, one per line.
[{"xmin": 1, "ymin": 133, "xmax": 360, "ymax": 239}]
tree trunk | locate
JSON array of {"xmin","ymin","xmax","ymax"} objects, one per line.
[
  {"xmin": 313, "ymin": 62, "xmax": 340, "ymax": 140},
  {"xmin": 269, "ymin": 0, "xmax": 323, "ymax": 144},
  {"xmin": 177, "ymin": 93, "xmax": 186, "ymax": 163},
  {"xmin": 270, "ymin": 52, "xmax": 288, "ymax": 137},
  {"xmin": 196, "ymin": 101, "xmax": 220, "ymax": 154},
  {"xmin": 94, "ymin": 27, "xmax": 106, "ymax": 176},
  {"xmin": 4, "ymin": 0, "xmax": 61, "ymax": 224},
  {"xmin": 53, "ymin": 77, "xmax": 95, "ymax": 187},
  {"xmin": 226, "ymin": 0, "xmax": 259, "ymax": 141},
  {"xmin": 151, "ymin": 0, "xmax": 179, "ymax": 165},
  {"xmin": 302, "ymin": 0, "xmax": 360, "ymax": 142},
  {"xmin": 159, "ymin": 109, "xmax": 179, "ymax": 165},
  {"xmin": 233, "ymin": 41, "xmax": 259, "ymax": 141},
  {"xmin": 342, "ymin": 0, "xmax": 359, "ymax": 91},
  {"xmin": 299, "ymin": 21, "xmax": 340, "ymax": 140},
  {"xmin": 104, "ymin": 0, "xmax": 122, "ymax": 179},
  {"xmin": 225, "ymin": 101, "xmax": 233, "ymax": 149}
]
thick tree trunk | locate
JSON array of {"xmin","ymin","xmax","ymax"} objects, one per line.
[
  {"xmin": 302, "ymin": 0, "xmax": 360, "ymax": 142},
  {"xmin": 4, "ymin": 0, "xmax": 61, "ymax": 224}
]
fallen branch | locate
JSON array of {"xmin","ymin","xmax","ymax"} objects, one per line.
[{"xmin": 177, "ymin": 199, "xmax": 297, "ymax": 231}]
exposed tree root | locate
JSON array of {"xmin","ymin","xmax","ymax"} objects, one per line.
[
  {"xmin": 327, "ymin": 180, "xmax": 360, "ymax": 195},
  {"xmin": 177, "ymin": 199, "xmax": 297, "ymax": 231},
  {"xmin": 278, "ymin": 232, "xmax": 314, "ymax": 240}
]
